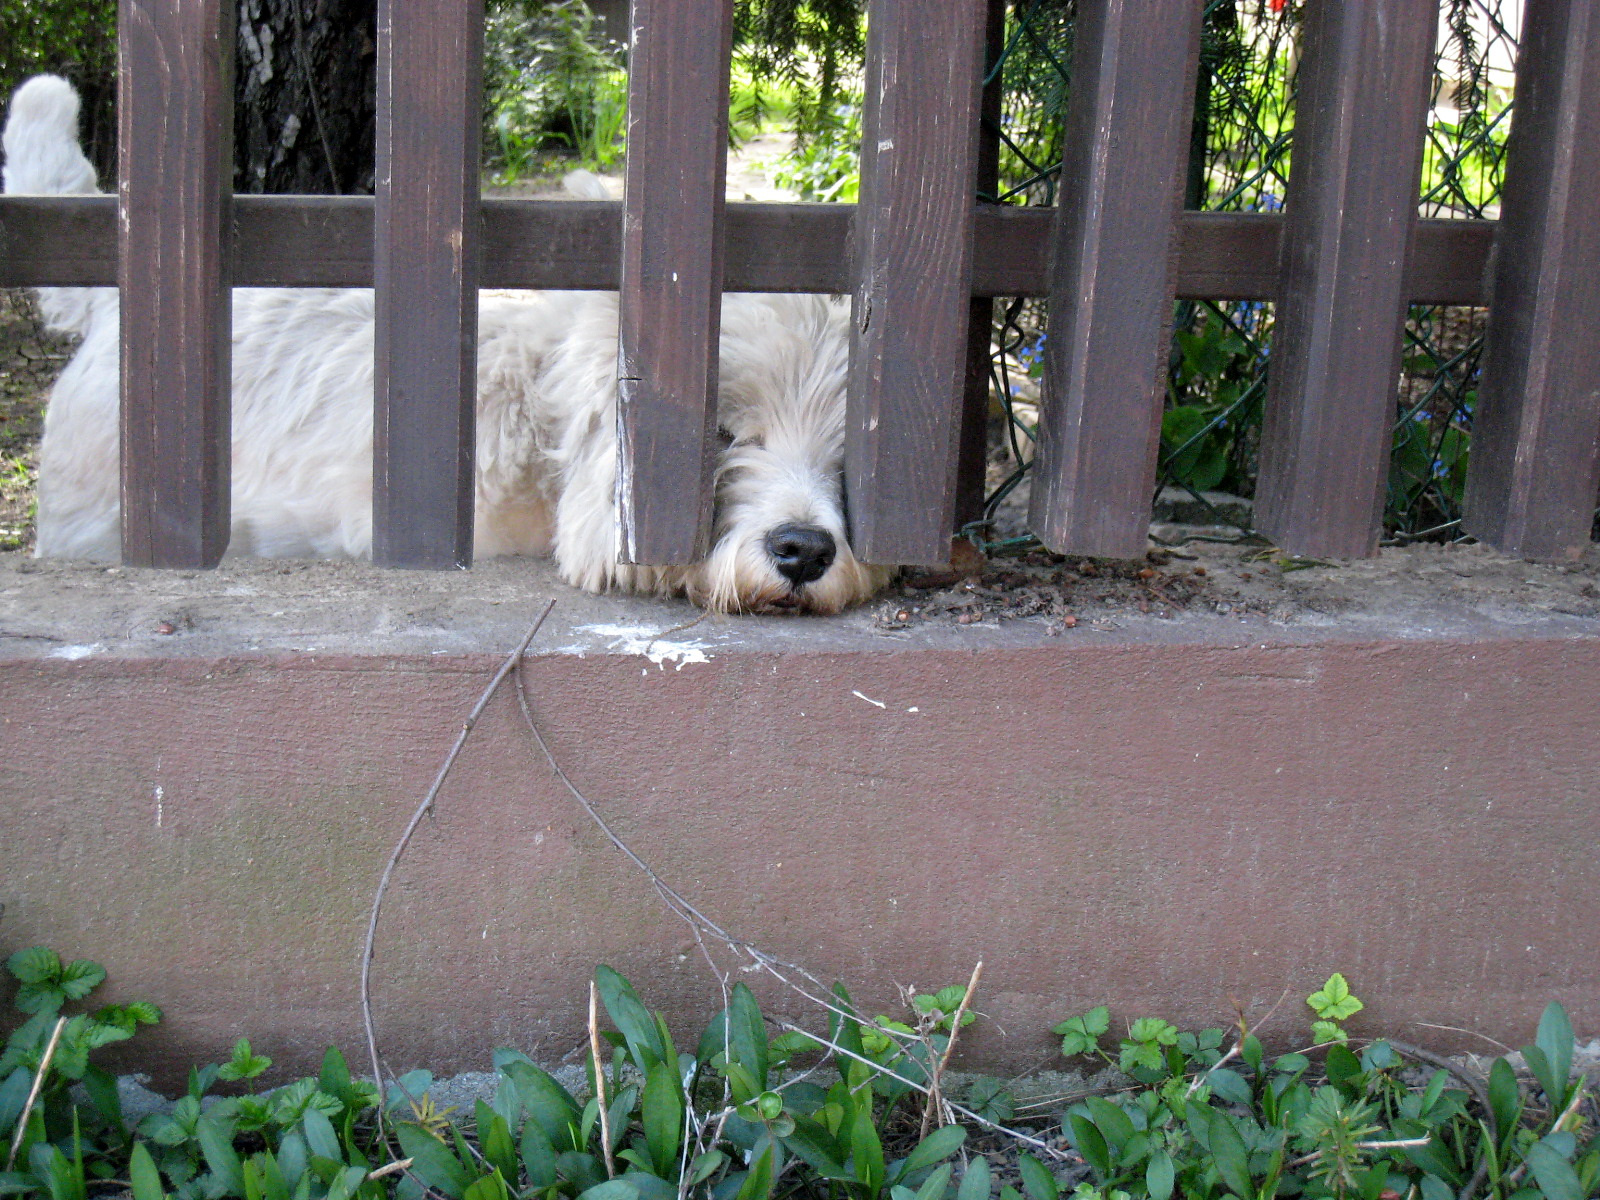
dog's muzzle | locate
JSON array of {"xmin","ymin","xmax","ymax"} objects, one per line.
[{"xmin": 764, "ymin": 522, "xmax": 836, "ymax": 586}]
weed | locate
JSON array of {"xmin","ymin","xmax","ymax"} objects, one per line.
[
  {"xmin": 2, "ymin": 954, "xmax": 1593, "ymax": 1200},
  {"xmin": 1051, "ymin": 978, "xmax": 1597, "ymax": 1200}
]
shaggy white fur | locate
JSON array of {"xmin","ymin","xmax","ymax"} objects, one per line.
[{"xmin": 3, "ymin": 75, "xmax": 890, "ymax": 614}]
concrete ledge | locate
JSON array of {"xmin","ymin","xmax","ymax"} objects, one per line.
[{"xmin": 0, "ymin": 551, "xmax": 1596, "ymax": 1084}]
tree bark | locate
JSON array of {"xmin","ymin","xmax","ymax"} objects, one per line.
[{"xmin": 235, "ymin": 0, "xmax": 378, "ymax": 194}]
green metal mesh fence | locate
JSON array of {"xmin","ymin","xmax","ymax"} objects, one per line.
[{"xmin": 974, "ymin": 0, "xmax": 1524, "ymax": 553}]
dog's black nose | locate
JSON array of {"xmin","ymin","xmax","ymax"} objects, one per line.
[{"xmin": 765, "ymin": 523, "xmax": 836, "ymax": 586}]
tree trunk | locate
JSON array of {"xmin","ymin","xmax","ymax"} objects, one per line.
[{"xmin": 235, "ymin": 0, "xmax": 378, "ymax": 194}]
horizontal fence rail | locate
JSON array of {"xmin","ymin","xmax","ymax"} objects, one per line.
[
  {"xmin": 4, "ymin": 0, "xmax": 1595, "ymax": 574},
  {"xmin": 0, "ymin": 198, "xmax": 1498, "ymax": 304}
]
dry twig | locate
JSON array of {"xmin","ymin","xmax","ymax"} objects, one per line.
[
  {"xmin": 590, "ymin": 981, "xmax": 616, "ymax": 1179},
  {"xmin": 360, "ymin": 601, "xmax": 556, "ymax": 1142},
  {"xmin": 921, "ymin": 962, "xmax": 983, "ymax": 1138},
  {"xmin": 6, "ymin": 1015, "xmax": 67, "ymax": 1170}
]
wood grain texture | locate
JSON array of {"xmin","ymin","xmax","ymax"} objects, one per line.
[
  {"xmin": 1463, "ymin": 0, "xmax": 1600, "ymax": 560},
  {"xmin": 955, "ymin": 0, "xmax": 1009, "ymax": 532},
  {"xmin": 0, "ymin": 198, "xmax": 1496, "ymax": 303},
  {"xmin": 1027, "ymin": 0, "xmax": 1205, "ymax": 559},
  {"xmin": 615, "ymin": 0, "xmax": 735, "ymax": 565},
  {"xmin": 117, "ymin": 0, "xmax": 234, "ymax": 568},
  {"xmin": 1252, "ymin": 0, "xmax": 1437, "ymax": 559},
  {"xmin": 848, "ymin": 0, "xmax": 988, "ymax": 565},
  {"xmin": 372, "ymin": 0, "xmax": 483, "ymax": 569}
]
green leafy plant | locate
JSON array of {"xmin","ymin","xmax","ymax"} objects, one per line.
[
  {"xmin": 1054, "ymin": 985, "xmax": 1597, "ymax": 1200},
  {"xmin": 1306, "ymin": 973, "xmax": 1365, "ymax": 1046},
  {"xmin": 3, "ymin": 952, "xmax": 1594, "ymax": 1200},
  {"xmin": 483, "ymin": 0, "xmax": 627, "ymax": 180}
]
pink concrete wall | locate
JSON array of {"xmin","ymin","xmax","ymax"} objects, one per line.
[{"xmin": 1, "ymin": 633, "xmax": 1596, "ymax": 1085}]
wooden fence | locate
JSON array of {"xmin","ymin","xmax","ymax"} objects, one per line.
[{"xmin": 0, "ymin": 0, "xmax": 1596, "ymax": 571}]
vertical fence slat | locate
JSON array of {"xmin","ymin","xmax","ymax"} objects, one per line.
[
  {"xmin": 1463, "ymin": 0, "xmax": 1600, "ymax": 560},
  {"xmin": 1025, "ymin": 0, "xmax": 1205, "ymax": 559},
  {"xmin": 616, "ymin": 0, "xmax": 736, "ymax": 565},
  {"xmin": 372, "ymin": 0, "xmax": 484, "ymax": 569},
  {"xmin": 847, "ymin": 0, "xmax": 987, "ymax": 565},
  {"xmin": 954, "ymin": 0, "xmax": 1009, "ymax": 536},
  {"xmin": 1252, "ymin": 0, "xmax": 1436, "ymax": 559},
  {"xmin": 117, "ymin": 0, "xmax": 234, "ymax": 568}
]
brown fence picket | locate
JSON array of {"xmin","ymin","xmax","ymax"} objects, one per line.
[
  {"xmin": 848, "ymin": 0, "xmax": 988, "ymax": 565},
  {"xmin": 1463, "ymin": 0, "xmax": 1600, "ymax": 560},
  {"xmin": 1027, "ymin": 0, "xmax": 1206, "ymax": 560},
  {"xmin": 371, "ymin": 0, "xmax": 483, "ymax": 569},
  {"xmin": 1252, "ymin": 0, "xmax": 1437, "ymax": 559},
  {"xmin": 116, "ymin": 0, "xmax": 234, "ymax": 568},
  {"xmin": 955, "ymin": 0, "xmax": 1010, "ymax": 534},
  {"xmin": 616, "ymin": 0, "xmax": 736, "ymax": 565}
]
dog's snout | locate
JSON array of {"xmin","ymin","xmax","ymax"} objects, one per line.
[{"xmin": 765, "ymin": 523, "xmax": 836, "ymax": 586}]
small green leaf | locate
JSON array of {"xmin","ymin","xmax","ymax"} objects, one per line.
[
  {"xmin": 779, "ymin": 1115, "xmax": 847, "ymax": 1178},
  {"xmin": 79, "ymin": 1064, "xmax": 123, "ymax": 1131},
  {"xmin": 1239, "ymin": 1034, "xmax": 1263, "ymax": 1074},
  {"xmin": 476, "ymin": 1102, "xmax": 519, "ymax": 1183},
  {"xmin": 1052, "ymin": 1008, "xmax": 1110, "ymax": 1058},
  {"xmin": 1311, "ymin": 1020, "xmax": 1348, "ymax": 1045},
  {"xmin": 574, "ymin": 1181, "xmax": 641, "ymax": 1200},
  {"xmin": 913, "ymin": 1163, "xmax": 954, "ymax": 1200},
  {"xmin": 1534, "ymin": 1003, "xmax": 1575, "ymax": 1103},
  {"xmin": 197, "ymin": 1117, "xmax": 244, "ymax": 1197},
  {"xmin": 218, "ymin": 1039, "xmax": 273, "ymax": 1082},
  {"xmin": 1083, "ymin": 1097, "xmax": 1134, "ymax": 1156},
  {"xmin": 1016, "ymin": 1153, "xmax": 1058, "ymax": 1200},
  {"xmin": 897, "ymin": 1124, "xmax": 966, "ymax": 1180},
  {"xmin": 500, "ymin": 1060, "xmax": 582, "ymax": 1150},
  {"xmin": 594, "ymin": 966, "xmax": 666, "ymax": 1072},
  {"xmin": 318, "ymin": 1047, "xmax": 353, "ymax": 1104},
  {"xmin": 1207, "ymin": 1067, "xmax": 1253, "ymax": 1106},
  {"xmin": 518, "ymin": 1121, "xmax": 558, "ymax": 1189},
  {"xmin": 1145, "ymin": 1150, "xmax": 1174, "ymax": 1200},
  {"xmin": 641, "ymin": 1060, "xmax": 686, "ymax": 1178},
  {"xmin": 955, "ymin": 1157, "xmax": 989, "ymax": 1200},
  {"xmin": 461, "ymin": 1170, "xmax": 509, "ymax": 1200},
  {"xmin": 1488, "ymin": 1057, "xmax": 1522, "ymax": 1138},
  {"xmin": 728, "ymin": 984, "xmax": 769, "ymax": 1093},
  {"xmin": 687, "ymin": 1149, "xmax": 727, "ymax": 1186},
  {"xmin": 6, "ymin": 948, "xmax": 61, "ymax": 987},
  {"xmin": 325, "ymin": 1165, "xmax": 369, "ymax": 1200},
  {"xmin": 1307, "ymin": 974, "xmax": 1364, "ymax": 1022},
  {"xmin": 250, "ymin": 1151, "xmax": 292, "ymax": 1200},
  {"xmin": 128, "ymin": 1143, "xmax": 165, "ymax": 1200},
  {"xmin": 735, "ymin": 1143, "xmax": 775, "ymax": 1200},
  {"xmin": 0, "ymin": 1069, "xmax": 31, "ymax": 1142},
  {"xmin": 1526, "ymin": 1140, "xmax": 1584, "ymax": 1200},
  {"xmin": 1066, "ymin": 1113, "xmax": 1110, "ymax": 1179},
  {"xmin": 850, "ymin": 1100, "xmax": 885, "ymax": 1195},
  {"xmin": 55, "ymin": 962, "xmax": 106, "ymax": 1002},
  {"xmin": 1127, "ymin": 1018, "xmax": 1178, "ymax": 1046},
  {"xmin": 395, "ymin": 1124, "xmax": 472, "ymax": 1199},
  {"xmin": 1207, "ymin": 1109, "xmax": 1254, "ymax": 1200},
  {"xmin": 1325, "ymin": 1044, "xmax": 1362, "ymax": 1096},
  {"xmin": 301, "ymin": 1109, "xmax": 341, "ymax": 1163}
]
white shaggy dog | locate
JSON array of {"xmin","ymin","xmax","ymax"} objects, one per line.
[{"xmin": 3, "ymin": 75, "xmax": 890, "ymax": 614}]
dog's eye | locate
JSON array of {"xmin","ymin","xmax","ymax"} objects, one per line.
[{"xmin": 716, "ymin": 426, "xmax": 764, "ymax": 449}]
